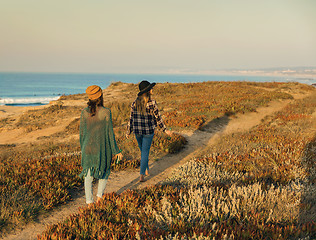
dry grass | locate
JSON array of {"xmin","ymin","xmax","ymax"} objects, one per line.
[{"xmin": 15, "ymin": 104, "xmax": 82, "ymax": 132}]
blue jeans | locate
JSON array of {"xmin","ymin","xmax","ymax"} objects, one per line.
[
  {"xmin": 135, "ymin": 133, "xmax": 154, "ymax": 175},
  {"xmin": 84, "ymin": 169, "xmax": 108, "ymax": 204}
]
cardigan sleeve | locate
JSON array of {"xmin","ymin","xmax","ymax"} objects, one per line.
[
  {"xmin": 106, "ymin": 108, "xmax": 121, "ymax": 155},
  {"xmin": 79, "ymin": 109, "xmax": 86, "ymax": 148}
]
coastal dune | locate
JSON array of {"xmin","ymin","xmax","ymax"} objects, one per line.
[{"xmin": 0, "ymin": 81, "xmax": 315, "ymax": 239}]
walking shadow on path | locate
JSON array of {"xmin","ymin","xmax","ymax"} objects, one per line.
[
  {"xmin": 114, "ymin": 115, "xmax": 230, "ymax": 194},
  {"xmin": 298, "ymin": 135, "xmax": 316, "ymax": 239}
]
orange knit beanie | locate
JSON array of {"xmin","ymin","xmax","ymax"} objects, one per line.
[{"xmin": 86, "ymin": 85, "xmax": 102, "ymax": 100}]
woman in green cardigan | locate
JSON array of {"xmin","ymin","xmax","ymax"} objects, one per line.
[{"xmin": 79, "ymin": 85, "xmax": 123, "ymax": 205}]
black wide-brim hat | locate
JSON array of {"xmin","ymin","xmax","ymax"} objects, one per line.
[{"xmin": 138, "ymin": 80, "xmax": 156, "ymax": 96}]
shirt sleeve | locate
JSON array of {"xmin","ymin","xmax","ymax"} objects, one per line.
[
  {"xmin": 152, "ymin": 100, "xmax": 167, "ymax": 131},
  {"xmin": 126, "ymin": 102, "xmax": 134, "ymax": 135}
]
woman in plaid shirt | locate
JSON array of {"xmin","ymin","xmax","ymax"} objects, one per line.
[{"xmin": 126, "ymin": 80, "xmax": 172, "ymax": 182}]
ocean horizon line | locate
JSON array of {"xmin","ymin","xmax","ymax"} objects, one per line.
[{"xmin": 1, "ymin": 72, "xmax": 315, "ymax": 107}]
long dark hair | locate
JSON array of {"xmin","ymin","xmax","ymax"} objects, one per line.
[
  {"xmin": 135, "ymin": 91, "xmax": 151, "ymax": 115},
  {"xmin": 87, "ymin": 95, "xmax": 104, "ymax": 116}
]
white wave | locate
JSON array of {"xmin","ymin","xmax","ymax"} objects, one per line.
[{"xmin": 0, "ymin": 96, "xmax": 60, "ymax": 105}]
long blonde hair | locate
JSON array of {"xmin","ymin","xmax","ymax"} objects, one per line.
[{"xmin": 135, "ymin": 92, "xmax": 151, "ymax": 115}]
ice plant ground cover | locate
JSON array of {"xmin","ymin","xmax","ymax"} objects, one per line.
[
  {"xmin": 0, "ymin": 81, "xmax": 314, "ymax": 238},
  {"xmin": 38, "ymin": 84, "xmax": 315, "ymax": 239},
  {"xmin": 0, "ymin": 131, "xmax": 185, "ymax": 234}
]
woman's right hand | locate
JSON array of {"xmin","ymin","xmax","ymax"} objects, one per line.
[{"xmin": 165, "ymin": 130, "xmax": 173, "ymax": 136}]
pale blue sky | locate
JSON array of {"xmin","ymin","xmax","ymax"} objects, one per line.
[{"xmin": 0, "ymin": 0, "xmax": 315, "ymax": 73}]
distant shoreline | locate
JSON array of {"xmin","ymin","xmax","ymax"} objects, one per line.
[
  {"xmin": 1, "ymin": 69, "xmax": 316, "ymax": 79},
  {"xmin": 158, "ymin": 70, "xmax": 316, "ymax": 79}
]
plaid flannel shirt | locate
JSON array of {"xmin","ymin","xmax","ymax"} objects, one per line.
[{"xmin": 127, "ymin": 99, "xmax": 166, "ymax": 135}]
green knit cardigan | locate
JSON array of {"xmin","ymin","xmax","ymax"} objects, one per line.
[{"xmin": 79, "ymin": 106, "xmax": 121, "ymax": 179}]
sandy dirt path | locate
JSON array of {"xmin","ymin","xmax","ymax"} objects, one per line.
[{"xmin": 1, "ymin": 95, "xmax": 307, "ymax": 240}]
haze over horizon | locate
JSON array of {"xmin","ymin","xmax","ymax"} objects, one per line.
[{"xmin": 1, "ymin": 0, "xmax": 315, "ymax": 74}]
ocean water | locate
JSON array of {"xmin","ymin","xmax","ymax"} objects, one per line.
[{"xmin": 0, "ymin": 72, "xmax": 314, "ymax": 106}]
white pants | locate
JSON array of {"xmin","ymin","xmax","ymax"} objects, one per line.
[{"xmin": 84, "ymin": 169, "xmax": 108, "ymax": 204}]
